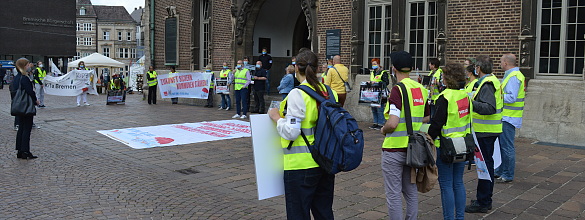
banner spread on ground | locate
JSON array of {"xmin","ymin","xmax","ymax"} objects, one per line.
[
  {"xmin": 43, "ymin": 70, "xmax": 98, "ymax": 96},
  {"xmin": 158, "ymin": 72, "xmax": 212, "ymax": 99},
  {"xmin": 97, "ymin": 120, "xmax": 251, "ymax": 149}
]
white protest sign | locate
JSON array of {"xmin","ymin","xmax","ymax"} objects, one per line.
[
  {"xmin": 158, "ymin": 72, "xmax": 212, "ymax": 99},
  {"xmin": 43, "ymin": 70, "xmax": 98, "ymax": 96},
  {"xmin": 250, "ymin": 114, "xmax": 284, "ymax": 200}
]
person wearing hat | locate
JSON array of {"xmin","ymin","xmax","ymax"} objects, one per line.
[{"xmin": 380, "ymin": 51, "xmax": 430, "ymax": 219}]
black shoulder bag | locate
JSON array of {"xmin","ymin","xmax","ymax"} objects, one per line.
[{"xmin": 11, "ymin": 76, "xmax": 37, "ymax": 116}]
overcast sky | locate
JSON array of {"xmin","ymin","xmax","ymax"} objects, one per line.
[{"xmin": 91, "ymin": 0, "xmax": 145, "ymax": 14}]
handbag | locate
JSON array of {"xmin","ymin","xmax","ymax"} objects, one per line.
[
  {"xmin": 332, "ymin": 67, "xmax": 352, "ymax": 92},
  {"xmin": 439, "ymin": 100, "xmax": 477, "ymax": 167},
  {"xmin": 398, "ymin": 83, "xmax": 435, "ymax": 168},
  {"xmin": 11, "ymin": 76, "xmax": 37, "ymax": 116}
]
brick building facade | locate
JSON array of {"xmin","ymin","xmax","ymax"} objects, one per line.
[{"xmin": 146, "ymin": 0, "xmax": 585, "ymax": 145}]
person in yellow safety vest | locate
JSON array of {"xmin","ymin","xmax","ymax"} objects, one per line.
[
  {"xmin": 33, "ymin": 61, "xmax": 47, "ymax": 107},
  {"xmin": 204, "ymin": 65, "xmax": 215, "ymax": 108},
  {"xmin": 368, "ymin": 58, "xmax": 390, "ymax": 130},
  {"xmin": 169, "ymin": 66, "xmax": 179, "ymax": 104},
  {"xmin": 464, "ymin": 55, "xmax": 503, "ymax": 214},
  {"xmin": 464, "ymin": 61, "xmax": 479, "ymax": 97},
  {"xmin": 268, "ymin": 49, "xmax": 338, "ymax": 220},
  {"xmin": 428, "ymin": 58, "xmax": 443, "ymax": 115},
  {"xmin": 218, "ymin": 62, "xmax": 233, "ymax": 110},
  {"xmin": 380, "ymin": 51, "xmax": 430, "ymax": 219},
  {"xmin": 428, "ymin": 63, "xmax": 472, "ymax": 220},
  {"xmin": 76, "ymin": 61, "xmax": 90, "ymax": 106},
  {"xmin": 146, "ymin": 66, "xmax": 157, "ymax": 105},
  {"xmin": 494, "ymin": 53, "xmax": 526, "ymax": 184},
  {"xmin": 231, "ymin": 60, "xmax": 251, "ymax": 119}
]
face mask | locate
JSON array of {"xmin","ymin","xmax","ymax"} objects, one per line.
[
  {"xmin": 474, "ymin": 68, "xmax": 477, "ymax": 76},
  {"xmin": 372, "ymin": 65, "xmax": 378, "ymax": 69},
  {"xmin": 292, "ymin": 61, "xmax": 296, "ymax": 65},
  {"xmin": 243, "ymin": 61, "xmax": 248, "ymax": 65},
  {"xmin": 223, "ymin": 66, "xmax": 228, "ymax": 69},
  {"xmin": 236, "ymin": 64, "xmax": 242, "ymax": 69},
  {"xmin": 327, "ymin": 65, "xmax": 333, "ymax": 68},
  {"xmin": 80, "ymin": 65, "xmax": 85, "ymax": 68},
  {"xmin": 26, "ymin": 67, "xmax": 32, "ymax": 72},
  {"xmin": 206, "ymin": 69, "xmax": 211, "ymax": 72},
  {"xmin": 262, "ymin": 51, "xmax": 267, "ymax": 55},
  {"xmin": 39, "ymin": 64, "xmax": 43, "ymax": 68},
  {"xmin": 255, "ymin": 64, "xmax": 261, "ymax": 69}
]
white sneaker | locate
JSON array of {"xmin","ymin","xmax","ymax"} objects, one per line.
[
  {"xmin": 225, "ymin": 107, "xmax": 230, "ymax": 111},
  {"xmin": 232, "ymin": 114, "xmax": 240, "ymax": 118},
  {"xmin": 218, "ymin": 107, "xmax": 224, "ymax": 110},
  {"xmin": 84, "ymin": 103, "xmax": 91, "ymax": 106},
  {"xmin": 240, "ymin": 115, "xmax": 247, "ymax": 119},
  {"xmin": 77, "ymin": 103, "xmax": 81, "ymax": 107}
]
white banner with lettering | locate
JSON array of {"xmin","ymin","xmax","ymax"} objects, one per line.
[
  {"xmin": 43, "ymin": 70, "xmax": 98, "ymax": 96},
  {"xmin": 158, "ymin": 72, "xmax": 212, "ymax": 99},
  {"xmin": 97, "ymin": 120, "xmax": 251, "ymax": 149}
]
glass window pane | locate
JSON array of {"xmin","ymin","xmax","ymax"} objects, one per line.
[
  {"xmin": 376, "ymin": 5, "xmax": 382, "ymax": 17},
  {"xmin": 375, "ymin": 32, "xmax": 381, "ymax": 44},
  {"xmin": 418, "ymin": 17, "xmax": 424, "ymax": 29},
  {"xmin": 369, "ymin": 20, "xmax": 375, "ymax": 30},
  {"xmin": 575, "ymin": 59, "xmax": 584, "ymax": 74},
  {"xmin": 386, "ymin": 5, "xmax": 392, "ymax": 17},
  {"xmin": 418, "ymin": 3, "xmax": 424, "ymax": 15},
  {"xmin": 375, "ymin": 19, "xmax": 382, "ymax": 31},
  {"xmin": 551, "ymin": 25, "xmax": 561, "ymax": 40},
  {"xmin": 370, "ymin": 7, "xmax": 375, "ymax": 17},
  {"xmin": 552, "ymin": 0, "xmax": 562, "ymax": 7},
  {"xmin": 552, "ymin": 9, "xmax": 562, "ymax": 24},
  {"xmin": 576, "ymin": 42, "xmax": 585, "ymax": 57},
  {"xmin": 579, "ymin": 7, "xmax": 585, "ymax": 23},
  {"xmin": 578, "ymin": 24, "xmax": 585, "ymax": 40},
  {"xmin": 409, "ymin": 45, "xmax": 416, "ymax": 54},
  {"xmin": 417, "ymin": 30, "xmax": 424, "ymax": 43},
  {"xmin": 569, "ymin": 0, "xmax": 578, "ymax": 6},
  {"xmin": 428, "ymin": 44, "xmax": 436, "ymax": 57},
  {"xmin": 417, "ymin": 44, "xmax": 423, "ymax": 56},
  {"xmin": 542, "ymin": 0, "xmax": 551, "ymax": 8},
  {"xmin": 428, "ymin": 30, "xmax": 435, "ymax": 43},
  {"xmin": 416, "ymin": 58, "xmax": 423, "ymax": 70},
  {"xmin": 411, "ymin": 4, "xmax": 417, "ymax": 16},
  {"xmin": 374, "ymin": 45, "xmax": 381, "ymax": 57},
  {"xmin": 566, "ymin": 58, "xmax": 574, "ymax": 73},
  {"xmin": 369, "ymin": 33, "xmax": 376, "ymax": 44},
  {"xmin": 410, "ymin": 31, "xmax": 417, "ymax": 43},
  {"xmin": 550, "ymin": 42, "xmax": 560, "ymax": 57},
  {"xmin": 369, "ymin": 45, "xmax": 376, "ymax": 57},
  {"xmin": 540, "ymin": 58, "xmax": 549, "ymax": 73},
  {"xmin": 568, "ymin": 7, "xmax": 577, "ymax": 23},
  {"xmin": 541, "ymin": 25, "xmax": 551, "ymax": 40},
  {"xmin": 540, "ymin": 42, "xmax": 550, "ymax": 57},
  {"xmin": 542, "ymin": 9, "xmax": 551, "ymax": 24},
  {"xmin": 549, "ymin": 58, "xmax": 559, "ymax": 73},
  {"xmin": 567, "ymin": 41, "xmax": 576, "ymax": 57},
  {"xmin": 429, "ymin": 2, "xmax": 436, "ymax": 15},
  {"xmin": 428, "ymin": 17, "xmax": 436, "ymax": 29},
  {"xmin": 410, "ymin": 17, "xmax": 417, "ymax": 29},
  {"xmin": 568, "ymin": 24, "xmax": 576, "ymax": 40}
]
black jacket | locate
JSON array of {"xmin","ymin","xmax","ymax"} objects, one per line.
[{"xmin": 10, "ymin": 73, "xmax": 37, "ymax": 104}]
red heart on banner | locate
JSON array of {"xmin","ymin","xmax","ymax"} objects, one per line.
[
  {"xmin": 155, "ymin": 137, "xmax": 174, "ymax": 144},
  {"xmin": 202, "ymin": 88, "xmax": 209, "ymax": 93}
]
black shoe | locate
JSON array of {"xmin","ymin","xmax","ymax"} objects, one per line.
[
  {"xmin": 369, "ymin": 124, "xmax": 379, "ymax": 130},
  {"xmin": 465, "ymin": 200, "xmax": 490, "ymax": 213},
  {"xmin": 17, "ymin": 152, "xmax": 26, "ymax": 159},
  {"xmin": 22, "ymin": 152, "xmax": 38, "ymax": 160}
]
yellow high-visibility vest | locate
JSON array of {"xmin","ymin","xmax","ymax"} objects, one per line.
[
  {"xmin": 501, "ymin": 70, "xmax": 525, "ymax": 118},
  {"xmin": 434, "ymin": 89, "xmax": 472, "ymax": 147},
  {"xmin": 147, "ymin": 71, "xmax": 157, "ymax": 86},
  {"xmin": 472, "ymin": 75, "xmax": 503, "ymax": 133},
  {"xmin": 383, "ymin": 78, "xmax": 428, "ymax": 148},
  {"xmin": 234, "ymin": 68, "xmax": 249, "ymax": 90}
]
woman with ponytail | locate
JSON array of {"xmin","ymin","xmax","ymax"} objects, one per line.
[{"xmin": 268, "ymin": 49, "xmax": 338, "ymax": 220}]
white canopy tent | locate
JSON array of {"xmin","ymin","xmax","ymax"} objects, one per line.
[{"xmin": 68, "ymin": 53, "xmax": 125, "ymax": 68}]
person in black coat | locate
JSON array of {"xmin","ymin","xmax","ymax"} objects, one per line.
[
  {"xmin": 11, "ymin": 58, "xmax": 39, "ymax": 159},
  {"xmin": 0, "ymin": 63, "xmax": 6, "ymax": 89}
]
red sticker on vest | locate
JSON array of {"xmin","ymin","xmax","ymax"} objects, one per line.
[
  {"xmin": 456, "ymin": 98, "xmax": 470, "ymax": 118},
  {"xmin": 411, "ymin": 88, "xmax": 424, "ymax": 106}
]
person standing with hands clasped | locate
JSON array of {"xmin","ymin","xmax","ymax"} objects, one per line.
[
  {"xmin": 251, "ymin": 61, "xmax": 267, "ymax": 113},
  {"xmin": 465, "ymin": 55, "xmax": 503, "ymax": 213},
  {"xmin": 268, "ymin": 49, "xmax": 337, "ymax": 220},
  {"xmin": 11, "ymin": 58, "xmax": 40, "ymax": 159},
  {"xmin": 380, "ymin": 51, "xmax": 430, "ymax": 220},
  {"xmin": 428, "ymin": 63, "xmax": 471, "ymax": 220},
  {"xmin": 146, "ymin": 66, "xmax": 157, "ymax": 105},
  {"xmin": 76, "ymin": 61, "xmax": 90, "ymax": 106}
]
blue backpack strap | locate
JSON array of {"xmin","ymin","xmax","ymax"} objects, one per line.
[{"xmin": 297, "ymin": 84, "xmax": 337, "ymax": 103}]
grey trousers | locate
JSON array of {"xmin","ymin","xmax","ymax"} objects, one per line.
[
  {"xmin": 381, "ymin": 151, "xmax": 418, "ymax": 220},
  {"xmin": 35, "ymin": 84, "xmax": 44, "ymax": 106}
]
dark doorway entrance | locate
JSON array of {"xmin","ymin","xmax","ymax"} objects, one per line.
[{"xmin": 292, "ymin": 12, "xmax": 311, "ymax": 56}]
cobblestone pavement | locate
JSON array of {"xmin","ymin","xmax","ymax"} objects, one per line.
[{"xmin": 0, "ymin": 89, "xmax": 583, "ymax": 219}]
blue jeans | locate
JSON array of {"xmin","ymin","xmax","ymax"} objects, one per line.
[
  {"xmin": 265, "ymin": 70, "xmax": 270, "ymax": 94},
  {"xmin": 220, "ymin": 94, "xmax": 231, "ymax": 109},
  {"xmin": 437, "ymin": 148, "xmax": 466, "ymax": 220},
  {"xmin": 235, "ymin": 88, "xmax": 248, "ymax": 115},
  {"xmin": 495, "ymin": 121, "xmax": 515, "ymax": 180},
  {"xmin": 476, "ymin": 136, "xmax": 497, "ymax": 207},
  {"xmin": 371, "ymin": 103, "xmax": 386, "ymax": 125},
  {"xmin": 284, "ymin": 167, "xmax": 335, "ymax": 220}
]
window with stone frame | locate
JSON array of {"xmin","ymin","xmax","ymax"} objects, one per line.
[
  {"xmin": 201, "ymin": 0, "xmax": 211, "ymax": 68},
  {"xmin": 103, "ymin": 47, "xmax": 110, "ymax": 57},
  {"xmin": 536, "ymin": 0, "xmax": 585, "ymax": 75},
  {"xmin": 406, "ymin": 0, "xmax": 437, "ymax": 72},
  {"xmin": 365, "ymin": 0, "xmax": 392, "ymax": 69},
  {"xmin": 104, "ymin": 31, "xmax": 110, "ymax": 40}
]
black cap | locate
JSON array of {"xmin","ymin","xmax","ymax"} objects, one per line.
[{"xmin": 390, "ymin": 51, "xmax": 413, "ymax": 73}]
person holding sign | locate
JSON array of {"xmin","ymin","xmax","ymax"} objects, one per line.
[
  {"xmin": 268, "ymin": 49, "xmax": 337, "ymax": 220},
  {"xmin": 169, "ymin": 66, "xmax": 179, "ymax": 104},
  {"xmin": 218, "ymin": 62, "xmax": 233, "ymax": 111},
  {"xmin": 76, "ymin": 61, "xmax": 90, "ymax": 107},
  {"xmin": 368, "ymin": 58, "xmax": 390, "ymax": 130}
]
